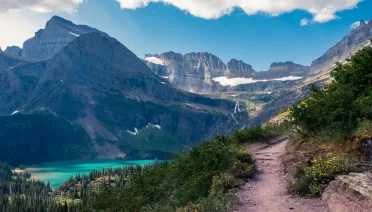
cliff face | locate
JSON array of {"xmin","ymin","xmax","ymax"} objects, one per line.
[
  {"xmin": 226, "ymin": 59, "xmax": 256, "ymax": 78},
  {"xmin": 145, "ymin": 53, "xmax": 309, "ymax": 92},
  {"xmin": 4, "ymin": 46, "xmax": 22, "ymax": 57},
  {"xmin": 311, "ymin": 20, "xmax": 372, "ymax": 74},
  {"xmin": 255, "ymin": 62, "xmax": 310, "ymax": 79},
  {"xmin": 21, "ymin": 16, "xmax": 108, "ymax": 60}
]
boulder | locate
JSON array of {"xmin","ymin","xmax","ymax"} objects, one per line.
[{"xmin": 322, "ymin": 173, "xmax": 372, "ymax": 212}]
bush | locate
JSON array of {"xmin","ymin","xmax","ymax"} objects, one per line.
[
  {"xmin": 232, "ymin": 126, "xmax": 274, "ymax": 144},
  {"xmin": 293, "ymin": 153, "xmax": 359, "ymax": 196},
  {"xmin": 290, "ymin": 46, "xmax": 372, "ymax": 137},
  {"xmin": 229, "ymin": 163, "xmax": 255, "ymax": 179},
  {"xmin": 178, "ymin": 193, "xmax": 235, "ymax": 212},
  {"xmin": 88, "ymin": 134, "xmax": 255, "ymax": 211},
  {"xmin": 210, "ymin": 173, "xmax": 235, "ymax": 196}
]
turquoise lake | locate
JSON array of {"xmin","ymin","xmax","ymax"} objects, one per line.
[{"xmin": 26, "ymin": 159, "xmax": 156, "ymax": 189}]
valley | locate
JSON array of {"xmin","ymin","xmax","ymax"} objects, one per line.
[{"xmin": 0, "ymin": 8, "xmax": 371, "ymax": 212}]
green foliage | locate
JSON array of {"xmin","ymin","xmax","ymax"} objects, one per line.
[
  {"xmin": 210, "ymin": 173, "xmax": 235, "ymax": 196},
  {"xmin": 293, "ymin": 153, "xmax": 359, "ymax": 196},
  {"xmin": 232, "ymin": 126, "xmax": 275, "ymax": 144},
  {"xmin": 0, "ymin": 126, "xmax": 269, "ymax": 211},
  {"xmin": 291, "ymin": 46, "xmax": 372, "ymax": 136},
  {"xmin": 0, "ymin": 162, "xmax": 72, "ymax": 212},
  {"xmin": 84, "ymin": 133, "xmax": 257, "ymax": 211},
  {"xmin": 179, "ymin": 193, "xmax": 235, "ymax": 212},
  {"xmin": 0, "ymin": 112, "xmax": 93, "ymax": 165}
]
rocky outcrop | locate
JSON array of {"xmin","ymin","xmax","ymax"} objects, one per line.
[
  {"xmin": 311, "ymin": 20, "xmax": 372, "ymax": 74},
  {"xmin": 21, "ymin": 16, "xmax": 108, "ymax": 60},
  {"xmin": 255, "ymin": 62, "xmax": 310, "ymax": 79},
  {"xmin": 322, "ymin": 173, "xmax": 372, "ymax": 212},
  {"xmin": 226, "ymin": 59, "xmax": 255, "ymax": 78},
  {"xmin": 4, "ymin": 46, "xmax": 22, "ymax": 57}
]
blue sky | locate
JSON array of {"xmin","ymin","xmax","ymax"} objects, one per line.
[{"xmin": 1, "ymin": 0, "xmax": 371, "ymax": 71}]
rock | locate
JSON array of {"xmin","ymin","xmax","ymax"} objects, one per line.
[
  {"xmin": 0, "ymin": 51, "xmax": 29, "ymax": 71},
  {"xmin": 255, "ymin": 62, "xmax": 310, "ymax": 79},
  {"xmin": 226, "ymin": 59, "xmax": 255, "ymax": 78},
  {"xmin": 145, "ymin": 52, "xmax": 308, "ymax": 93},
  {"xmin": 311, "ymin": 19, "xmax": 372, "ymax": 74},
  {"xmin": 4, "ymin": 46, "xmax": 22, "ymax": 57},
  {"xmin": 21, "ymin": 15, "xmax": 108, "ymax": 60},
  {"xmin": 322, "ymin": 173, "xmax": 372, "ymax": 212}
]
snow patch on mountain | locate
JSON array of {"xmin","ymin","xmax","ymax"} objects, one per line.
[
  {"xmin": 145, "ymin": 57, "xmax": 164, "ymax": 65},
  {"xmin": 11, "ymin": 110, "xmax": 19, "ymax": 116},
  {"xmin": 147, "ymin": 123, "xmax": 162, "ymax": 130},
  {"xmin": 213, "ymin": 76, "xmax": 302, "ymax": 86},
  {"xmin": 68, "ymin": 32, "xmax": 80, "ymax": 37},
  {"xmin": 126, "ymin": 128, "xmax": 139, "ymax": 136}
]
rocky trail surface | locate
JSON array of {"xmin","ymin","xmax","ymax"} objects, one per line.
[{"xmin": 235, "ymin": 137, "xmax": 330, "ymax": 212}]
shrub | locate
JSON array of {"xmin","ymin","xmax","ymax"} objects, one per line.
[
  {"xmin": 210, "ymin": 173, "xmax": 235, "ymax": 196},
  {"xmin": 178, "ymin": 193, "xmax": 235, "ymax": 212},
  {"xmin": 229, "ymin": 163, "xmax": 254, "ymax": 179},
  {"xmin": 290, "ymin": 46, "xmax": 372, "ymax": 137},
  {"xmin": 232, "ymin": 126, "xmax": 274, "ymax": 144},
  {"xmin": 293, "ymin": 153, "xmax": 359, "ymax": 196}
]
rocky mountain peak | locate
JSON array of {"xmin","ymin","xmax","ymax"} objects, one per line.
[
  {"xmin": 226, "ymin": 59, "xmax": 255, "ymax": 78},
  {"xmin": 160, "ymin": 51, "xmax": 184, "ymax": 62},
  {"xmin": 311, "ymin": 18, "xmax": 372, "ymax": 73},
  {"xmin": 45, "ymin": 16, "xmax": 74, "ymax": 29},
  {"xmin": 4, "ymin": 46, "xmax": 22, "ymax": 57},
  {"xmin": 184, "ymin": 52, "xmax": 226, "ymax": 72},
  {"xmin": 51, "ymin": 32, "xmax": 151, "ymax": 77},
  {"xmin": 359, "ymin": 19, "xmax": 367, "ymax": 28},
  {"xmin": 269, "ymin": 61, "xmax": 298, "ymax": 71},
  {"xmin": 21, "ymin": 16, "xmax": 108, "ymax": 60}
]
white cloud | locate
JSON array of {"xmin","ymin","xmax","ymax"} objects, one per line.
[
  {"xmin": 300, "ymin": 18, "xmax": 311, "ymax": 26},
  {"xmin": 0, "ymin": 0, "xmax": 84, "ymax": 13},
  {"xmin": 116, "ymin": 0, "xmax": 362, "ymax": 24}
]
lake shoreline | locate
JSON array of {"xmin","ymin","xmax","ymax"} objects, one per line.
[{"xmin": 26, "ymin": 159, "xmax": 157, "ymax": 189}]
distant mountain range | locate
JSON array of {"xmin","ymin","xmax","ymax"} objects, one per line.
[
  {"xmin": 1, "ymin": 16, "xmax": 371, "ymax": 165},
  {"xmin": 144, "ymin": 52, "xmax": 310, "ymax": 92}
]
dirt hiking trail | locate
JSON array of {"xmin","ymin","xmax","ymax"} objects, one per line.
[{"xmin": 235, "ymin": 137, "xmax": 330, "ymax": 212}]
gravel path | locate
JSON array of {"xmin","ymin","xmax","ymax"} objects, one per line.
[{"xmin": 234, "ymin": 138, "xmax": 330, "ymax": 212}]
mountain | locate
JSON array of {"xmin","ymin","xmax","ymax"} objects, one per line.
[
  {"xmin": 21, "ymin": 16, "xmax": 108, "ymax": 60},
  {"xmin": 0, "ymin": 33, "xmax": 243, "ymax": 165},
  {"xmin": 0, "ymin": 51, "xmax": 29, "ymax": 71},
  {"xmin": 4, "ymin": 46, "xmax": 22, "ymax": 57},
  {"xmin": 225, "ymin": 59, "xmax": 256, "ymax": 78},
  {"xmin": 311, "ymin": 20, "xmax": 372, "ymax": 74},
  {"xmin": 145, "ymin": 53, "xmax": 309, "ymax": 92},
  {"xmin": 0, "ymin": 112, "xmax": 93, "ymax": 166},
  {"xmin": 255, "ymin": 62, "xmax": 310, "ymax": 79}
]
